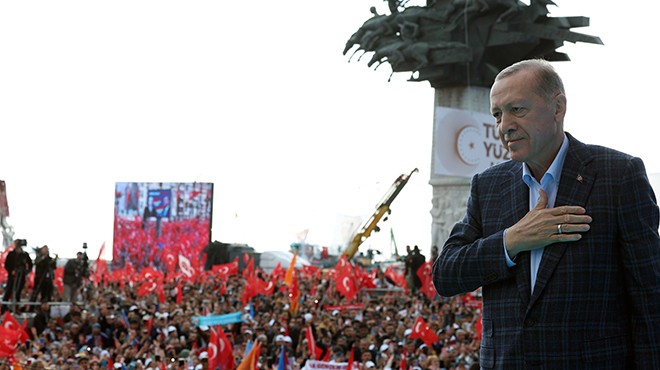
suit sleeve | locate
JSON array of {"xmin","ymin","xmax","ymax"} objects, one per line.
[
  {"xmin": 615, "ymin": 157, "xmax": 660, "ymax": 366},
  {"xmin": 432, "ymin": 173, "xmax": 516, "ymax": 297}
]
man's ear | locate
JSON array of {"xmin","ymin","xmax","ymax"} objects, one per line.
[{"xmin": 554, "ymin": 93, "xmax": 567, "ymax": 121}]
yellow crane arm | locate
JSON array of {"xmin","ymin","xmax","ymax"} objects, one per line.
[{"xmin": 343, "ymin": 168, "xmax": 418, "ymax": 260}]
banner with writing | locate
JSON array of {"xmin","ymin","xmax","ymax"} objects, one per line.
[
  {"xmin": 193, "ymin": 311, "xmax": 243, "ymax": 327},
  {"xmin": 302, "ymin": 360, "xmax": 354, "ymax": 370}
]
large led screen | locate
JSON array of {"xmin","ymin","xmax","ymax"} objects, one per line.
[{"xmin": 113, "ymin": 182, "xmax": 213, "ymax": 271}]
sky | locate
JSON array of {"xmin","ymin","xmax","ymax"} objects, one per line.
[{"xmin": 1, "ymin": 0, "xmax": 659, "ymax": 260}]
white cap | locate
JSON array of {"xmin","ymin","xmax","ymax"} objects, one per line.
[
  {"xmin": 365, "ymin": 361, "xmax": 376, "ymax": 368},
  {"xmin": 404, "ymin": 328, "xmax": 413, "ymax": 336},
  {"xmin": 167, "ymin": 325, "xmax": 177, "ymax": 333},
  {"xmin": 275, "ymin": 335, "xmax": 285, "ymax": 342},
  {"xmin": 283, "ymin": 336, "xmax": 292, "ymax": 343},
  {"xmin": 380, "ymin": 344, "xmax": 389, "ymax": 352},
  {"xmin": 199, "ymin": 351, "xmax": 208, "ymax": 360},
  {"xmin": 304, "ymin": 313, "xmax": 313, "ymax": 322},
  {"xmin": 156, "ymin": 312, "xmax": 169, "ymax": 319},
  {"xmin": 332, "ymin": 310, "xmax": 339, "ymax": 316}
]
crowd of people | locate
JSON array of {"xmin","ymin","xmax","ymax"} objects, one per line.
[{"xmin": 0, "ymin": 239, "xmax": 483, "ymax": 370}]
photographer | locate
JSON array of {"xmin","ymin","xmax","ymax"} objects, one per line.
[
  {"xmin": 30, "ymin": 245, "xmax": 58, "ymax": 303},
  {"xmin": 62, "ymin": 243, "xmax": 90, "ymax": 303},
  {"xmin": 2, "ymin": 239, "xmax": 33, "ymax": 311}
]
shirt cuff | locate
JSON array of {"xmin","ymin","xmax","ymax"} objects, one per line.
[{"xmin": 503, "ymin": 228, "xmax": 516, "ymax": 267}]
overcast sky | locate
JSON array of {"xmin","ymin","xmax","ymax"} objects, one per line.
[{"xmin": 1, "ymin": 0, "xmax": 658, "ymax": 260}]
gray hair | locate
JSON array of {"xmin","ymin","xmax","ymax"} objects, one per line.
[{"xmin": 495, "ymin": 59, "xmax": 565, "ymax": 100}]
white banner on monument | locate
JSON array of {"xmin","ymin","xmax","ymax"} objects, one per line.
[{"xmin": 433, "ymin": 106, "xmax": 509, "ymax": 178}]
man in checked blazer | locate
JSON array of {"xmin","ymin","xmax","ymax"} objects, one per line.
[{"xmin": 432, "ymin": 59, "xmax": 660, "ymax": 369}]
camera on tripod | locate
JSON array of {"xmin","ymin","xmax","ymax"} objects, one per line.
[{"xmin": 15, "ymin": 239, "xmax": 27, "ymax": 248}]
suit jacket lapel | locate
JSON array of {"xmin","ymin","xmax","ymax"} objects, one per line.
[{"xmin": 529, "ymin": 133, "xmax": 595, "ymax": 307}]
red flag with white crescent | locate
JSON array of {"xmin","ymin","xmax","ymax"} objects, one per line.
[
  {"xmin": 409, "ymin": 316, "xmax": 439, "ymax": 347},
  {"xmin": 178, "ymin": 254, "xmax": 195, "ymax": 280},
  {"xmin": 215, "ymin": 327, "xmax": 234, "ymax": 370},
  {"xmin": 208, "ymin": 327, "xmax": 219, "ymax": 370},
  {"xmin": 1, "ymin": 312, "xmax": 29, "ymax": 343},
  {"xmin": 0, "ymin": 325, "xmax": 20, "ymax": 358},
  {"xmin": 163, "ymin": 252, "xmax": 178, "ymax": 274},
  {"xmin": 139, "ymin": 266, "xmax": 164, "ymax": 283},
  {"xmin": 176, "ymin": 285, "xmax": 183, "ymax": 305},
  {"xmin": 212, "ymin": 261, "xmax": 238, "ymax": 278},
  {"xmin": 136, "ymin": 281, "xmax": 159, "ymax": 297},
  {"xmin": 260, "ymin": 279, "xmax": 275, "ymax": 296},
  {"xmin": 335, "ymin": 268, "xmax": 358, "ymax": 303},
  {"xmin": 416, "ymin": 261, "xmax": 436, "ymax": 300}
]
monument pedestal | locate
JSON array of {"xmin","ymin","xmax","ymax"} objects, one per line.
[{"xmin": 430, "ymin": 86, "xmax": 490, "ymax": 251}]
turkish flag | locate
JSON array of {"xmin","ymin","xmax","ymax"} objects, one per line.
[
  {"xmin": 416, "ymin": 261, "xmax": 436, "ymax": 300},
  {"xmin": 139, "ymin": 266, "xmax": 164, "ymax": 283},
  {"xmin": 334, "ymin": 254, "xmax": 349, "ymax": 274},
  {"xmin": 175, "ymin": 286, "xmax": 183, "ymax": 305},
  {"xmin": 136, "ymin": 281, "xmax": 159, "ymax": 297},
  {"xmin": 213, "ymin": 261, "xmax": 238, "ymax": 278},
  {"xmin": 163, "ymin": 252, "xmax": 178, "ymax": 274},
  {"xmin": 301, "ymin": 264, "xmax": 319, "ymax": 277},
  {"xmin": 208, "ymin": 328, "xmax": 219, "ymax": 370},
  {"xmin": 305, "ymin": 326, "xmax": 326, "ymax": 360},
  {"xmin": 409, "ymin": 316, "xmax": 439, "ymax": 347},
  {"xmin": 270, "ymin": 262, "xmax": 285, "ymax": 280},
  {"xmin": 218, "ymin": 280, "xmax": 227, "ymax": 295},
  {"xmin": 355, "ymin": 265, "xmax": 376, "ymax": 289},
  {"xmin": 384, "ymin": 266, "xmax": 407, "ymax": 292},
  {"xmin": 260, "ymin": 278, "xmax": 275, "ymax": 296},
  {"xmin": 0, "ymin": 325, "xmax": 20, "ymax": 358},
  {"xmin": 178, "ymin": 254, "xmax": 195, "ymax": 280},
  {"xmin": 241, "ymin": 275, "xmax": 260, "ymax": 305},
  {"xmin": 242, "ymin": 257, "xmax": 255, "ymax": 280},
  {"xmin": 210, "ymin": 327, "xmax": 234, "ymax": 370},
  {"xmin": 1, "ymin": 312, "xmax": 29, "ymax": 343},
  {"xmin": 335, "ymin": 267, "xmax": 358, "ymax": 302}
]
